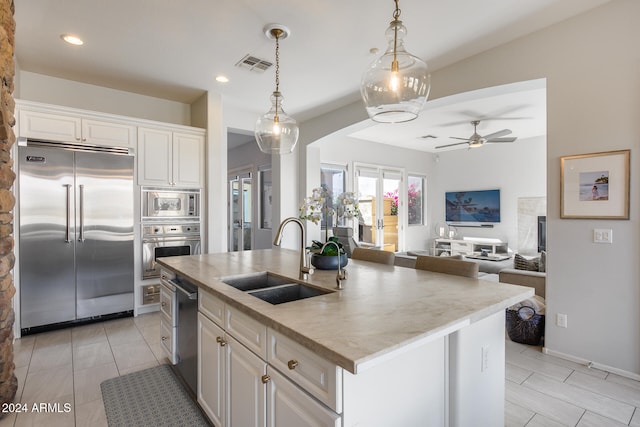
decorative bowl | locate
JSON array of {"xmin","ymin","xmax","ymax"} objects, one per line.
[{"xmin": 311, "ymin": 253, "xmax": 348, "ymax": 270}]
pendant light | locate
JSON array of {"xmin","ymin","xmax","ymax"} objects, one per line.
[
  {"xmin": 361, "ymin": 0, "xmax": 430, "ymax": 123},
  {"xmin": 255, "ymin": 24, "xmax": 299, "ymax": 155}
]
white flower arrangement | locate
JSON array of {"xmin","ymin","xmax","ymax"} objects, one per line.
[{"xmin": 299, "ymin": 187, "xmax": 361, "ymax": 225}]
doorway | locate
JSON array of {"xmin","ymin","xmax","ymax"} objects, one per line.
[
  {"xmin": 355, "ymin": 165, "xmax": 403, "ymax": 252},
  {"xmin": 228, "ymin": 170, "xmax": 252, "ymax": 251}
]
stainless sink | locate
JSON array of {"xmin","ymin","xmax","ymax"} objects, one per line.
[
  {"xmin": 221, "ymin": 271, "xmax": 293, "ymax": 291},
  {"xmin": 221, "ymin": 271, "xmax": 333, "ymax": 304},
  {"xmin": 247, "ymin": 283, "xmax": 332, "ymax": 305}
]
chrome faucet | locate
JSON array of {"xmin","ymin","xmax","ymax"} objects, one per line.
[
  {"xmin": 320, "ymin": 241, "xmax": 347, "ymax": 289},
  {"xmin": 273, "ymin": 217, "xmax": 314, "ymax": 280}
]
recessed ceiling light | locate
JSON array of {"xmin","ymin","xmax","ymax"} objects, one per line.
[
  {"xmin": 61, "ymin": 34, "xmax": 84, "ymax": 46},
  {"xmin": 215, "ymin": 75, "xmax": 229, "ymax": 83}
]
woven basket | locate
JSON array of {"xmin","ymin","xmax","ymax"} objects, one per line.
[{"xmin": 506, "ymin": 306, "xmax": 545, "ymax": 346}]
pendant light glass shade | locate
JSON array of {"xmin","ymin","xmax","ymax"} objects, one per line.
[
  {"xmin": 361, "ymin": 3, "xmax": 430, "ymax": 123},
  {"xmin": 255, "ymin": 25, "xmax": 299, "ymax": 155},
  {"xmin": 255, "ymin": 91, "xmax": 299, "ymax": 154}
]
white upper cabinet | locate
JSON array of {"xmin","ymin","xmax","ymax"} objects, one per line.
[
  {"xmin": 18, "ymin": 107, "xmax": 136, "ymax": 148},
  {"xmin": 137, "ymin": 127, "xmax": 204, "ymax": 188}
]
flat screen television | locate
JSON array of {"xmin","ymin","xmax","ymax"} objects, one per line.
[{"xmin": 445, "ymin": 189, "xmax": 500, "ymax": 223}]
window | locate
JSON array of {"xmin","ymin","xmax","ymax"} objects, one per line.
[
  {"xmin": 407, "ymin": 175, "xmax": 424, "ymax": 226},
  {"xmin": 320, "ymin": 165, "xmax": 346, "ymax": 229}
]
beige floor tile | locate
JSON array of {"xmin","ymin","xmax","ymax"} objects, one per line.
[
  {"xmin": 33, "ymin": 329, "xmax": 71, "ymax": 349},
  {"xmin": 132, "ymin": 312, "xmax": 160, "ymax": 328},
  {"xmin": 73, "ymin": 362, "xmax": 119, "ymax": 406},
  {"xmin": 506, "ymin": 362, "xmax": 533, "ymax": 384},
  {"xmin": 11, "ymin": 336, "xmax": 35, "ymax": 369},
  {"xmin": 117, "ymin": 360, "xmax": 159, "ymax": 376},
  {"xmin": 74, "ymin": 399, "xmax": 108, "ymax": 427},
  {"xmin": 577, "ymin": 411, "xmax": 630, "ymax": 427},
  {"xmin": 506, "ymin": 349, "xmax": 573, "ymax": 382},
  {"xmin": 506, "ymin": 380, "xmax": 584, "ymax": 426},
  {"xmin": 630, "ymin": 409, "xmax": 640, "ymax": 427},
  {"xmin": 101, "ymin": 317, "xmax": 135, "ymax": 332},
  {"xmin": 105, "ymin": 325, "xmax": 145, "ymax": 346},
  {"xmin": 504, "ymin": 400, "xmax": 534, "ymax": 427},
  {"xmin": 27, "ymin": 343, "xmax": 72, "ymax": 374},
  {"xmin": 110, "ymin": 341, "xmax": 157, "ymax": 372},
  {"xmin": 71, "ymin": 323, "xmax": 107, "ymax": 348},
  {"xmin": 72, "ymin": 341, "xmax": 115, "ymax": 371},
  {"xmin": 21, "ymin": 365, "xmax": 74, "ymax": 404},
  {"xmin": 606, "ymin": 372, "xmax": 640, "ymax": 391},
  {"xmin": 566, "ymin": 370, "xmax": 640, "ymax": 407},
  {"xmin": 13, "ymin": 366, "xmax": 28, "ymax": 403},
  {"xmin": 13, "ymin": 394, "xmax": 74, "ymax": 427},
  {"xmin": 526, "ymin": 413, "xmax": 570, "ymax": 427},
  {"xmin": 523, "ymin": 373, "xmax": 634, "ymax": 425}
]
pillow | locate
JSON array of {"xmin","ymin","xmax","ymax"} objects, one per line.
[
  {"xmin": 538, "ymin": 251, "xmax": 546, "ymax": 273},
  {"xmin": 514, "ymin": 253, "xmax": 539, "ymax": 271}
]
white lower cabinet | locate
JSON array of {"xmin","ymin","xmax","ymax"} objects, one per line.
[
  {"xmin": 266, "ymin": 368, "xmax": 341, "ymax": 427},
  {"xmin": 197, "ymin": 292, "xmax": 342, "ymax": 427}
]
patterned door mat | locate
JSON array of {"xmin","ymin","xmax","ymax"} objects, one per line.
[{"xmin": 101, "ymin": 364, "xmax": 210, "ymax": 426}]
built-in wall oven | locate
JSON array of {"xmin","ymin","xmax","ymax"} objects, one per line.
[
  {"xmin": 141, "ymin": 187, "xmax": 202, "ymax": 279},
  {"xmin": 142, "ymin": 223, "xmax": 201, "ymax": 279}
]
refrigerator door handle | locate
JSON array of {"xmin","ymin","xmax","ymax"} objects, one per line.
[
  {"xmin": 64, "ymin": 184, "xmax": 72, "ymax": 243},
  {"xmin": 78, "ymin": 184, "xmax": 85, "ymax": 242}
]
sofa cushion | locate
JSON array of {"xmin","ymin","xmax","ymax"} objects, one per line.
[{"xmin": 514, "ymin": 254, "xmax": 539, "ymax": 271}]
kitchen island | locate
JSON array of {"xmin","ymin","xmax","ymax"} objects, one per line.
[{"xmin": 159, "ymin": 249, "xmax": 533, "ymax": 427}]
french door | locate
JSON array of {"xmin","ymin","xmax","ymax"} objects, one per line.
[
  {"xmin": 228, "ymin": 171, "xmax": 252, "ymax": 251},
  {"xmin": 355, "ymin": 165, "xmax": 403, "ymax": 252}
]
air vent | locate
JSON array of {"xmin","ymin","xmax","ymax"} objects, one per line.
[{"xmin": 235, "ymin": 54, "xmax": 273, "ymax": 73}]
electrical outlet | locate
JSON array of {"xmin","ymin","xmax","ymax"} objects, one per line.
[
  {"xmin": 556, "ymin": 313, "xmax": 568, "ymax": 328},
  {"xmin": 481, "ymin": 345, "xmax": 490, "ymax": 372},
  {"xmin": 594, "ymin": 228, "xmax": 613, "ymax": 244}
]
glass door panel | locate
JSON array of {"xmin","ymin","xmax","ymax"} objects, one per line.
[
  {"xmin": 382, "ymin": 174, "xmax": 401, "ymax": 252},
  {"xmin": 228, "ymin": 172, "xmax": 252, "ymax": 252},
  {"xmin": 356, "ymin": 174, "xmax": 378, "ymax": 246}
]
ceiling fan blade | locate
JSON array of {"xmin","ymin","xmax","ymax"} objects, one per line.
[
  {"xmin": 435, "ymin": 141, "xmax": 469, "ymax": 149},
  {"xmin": 448, "ymin": 136, "xmax": 470, "ymax": 141},
  {"xmin": 482, "ymin": 129, "xmax": 511, "ymax": 140},
  {"xmin": 486, "ymin": 137, "xmax": 517, "ymax": 143}
]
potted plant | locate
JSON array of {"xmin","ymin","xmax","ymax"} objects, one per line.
[{"xmin": 299, "ymin": 187, "xmax": 360, "ymax": 270}]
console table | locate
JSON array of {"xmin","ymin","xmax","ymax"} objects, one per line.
[{"xmin": 432, "ymin": 238, "xmax": 508, "ymax": 257}]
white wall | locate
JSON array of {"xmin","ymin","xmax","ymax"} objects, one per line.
[
  {"xmin": 298, "ymin": 0, "xmax": 640, "ymax": 376},
  {"xmin": 17, "ymin": 71, "xmax": 192, "ymax": 125},
  {"xmin": 431, "ymin": 137, "xmax": 546, "ymax": 252}
]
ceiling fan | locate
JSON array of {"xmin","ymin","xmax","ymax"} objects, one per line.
[{"xmin": 435, "ymin": 120, "xmax": 517, "ymax": 149}]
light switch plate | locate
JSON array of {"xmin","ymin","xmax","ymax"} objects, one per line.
[{"xmin": 593, "ymin": 228, "xmax": 613, "ymax": 244}]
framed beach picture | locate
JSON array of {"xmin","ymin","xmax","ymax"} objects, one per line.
[{"xmin": 560, "ymin": 150, "xmax": 630, "ymax": 219}]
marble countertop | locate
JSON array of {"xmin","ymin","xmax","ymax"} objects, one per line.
[{"xmin": 158, "ymin": 249, "xmax": 533, "ymax": 374}]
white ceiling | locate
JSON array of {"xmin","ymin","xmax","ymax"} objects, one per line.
[{"xmin": 14, "ymin": 0, "xmax": 609, "ymax": 148}]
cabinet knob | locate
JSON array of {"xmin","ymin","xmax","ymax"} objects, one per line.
[
  {"xmin": 161, "ymin": 336, "xmax": 168, "ymax": 341},
  {"xmin": 216, "ymin": 336, "xmax": 227, "ymax": 346},
  {"xmin": 287, "ymin": 360, "xmax": 299, "ymax": 370},
  {"xmin": 261, "ymin": 374, "xmax": 271, "ymax": 384},
  {"xmin": 161, "ymin": 302, "xmax": 166, "ymax": 307},
  {"xmin": 75, "ymin": 137, "xmax": 81, "ymax": 141}
]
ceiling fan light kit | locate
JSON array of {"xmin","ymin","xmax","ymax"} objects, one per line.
[
  {"xmin": 255, "ymin": 24, "xmax": 300, "ymax": 155},
  {"xmin": 360, "ymin": 0, "xmax": 430, "ymax": 123}
]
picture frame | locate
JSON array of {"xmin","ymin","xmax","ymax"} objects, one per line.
[{"xmin": 560, "ymin": 149, "xmax": 630, "ymax": 219}]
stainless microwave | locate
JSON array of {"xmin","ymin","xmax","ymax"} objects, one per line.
[{"xmin": 142, "ymin": 188, "xmax": 200, "ymax": 219}]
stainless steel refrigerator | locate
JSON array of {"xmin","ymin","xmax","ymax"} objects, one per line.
[{"xmin": 18, "ymin": 142, "xmax": 134, "ymax": 332}]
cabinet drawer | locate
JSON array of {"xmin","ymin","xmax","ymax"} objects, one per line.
[
  {"xmin": 160, "ymin": 316, "xmax": 177, "ymax": 364},
  {"xmin": 226, "ymin": 306, "xmax": 267, "ymax": 360},
  {"xmin": 268, "ymin": 330, "xmax": 342, "ymax": 413},
  {"xmin": 199, "ymin": 291, "xmax": 225, "ymax": 326},
  {"xmin": 451, "ymin": 241, "xmax": 473, "ymax": 254},
  {"xmin": 159, "ymin": 284, "xmax": 175, "ymax": 325}
]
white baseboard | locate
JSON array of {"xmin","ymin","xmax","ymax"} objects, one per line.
[{"xmin": 543, "ymin": 347, "xmax": 640, "ymax": 381}]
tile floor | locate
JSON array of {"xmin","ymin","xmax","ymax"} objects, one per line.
[
  {"xmin": 1, "ymin": 313, "xmax": 640, "ymax": 426},
  {"xmin": 0, "ymin": 312, "xmax": 167, "ymax": 427}
]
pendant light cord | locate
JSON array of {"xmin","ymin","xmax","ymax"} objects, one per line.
[
  {"xmin": 274, "ymin": 30, "xmax": 281, "ymax": 122},
  {"xmin": 392, "ymin": 0, "xmax": 401, "ymax": 72}
]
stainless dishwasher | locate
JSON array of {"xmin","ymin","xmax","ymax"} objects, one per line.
[{"xmin": 160, "ymin": 270, "xmax": 199, "ymax": 396}]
